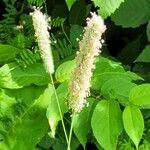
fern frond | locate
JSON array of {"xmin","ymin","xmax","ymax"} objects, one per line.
[
  {"xmin": 51, "ymin": 34, "xmax": 74, "ymax": 59},
  {"xmin": 1, "ymin": 0, "xmax": 18, "ymax": 25},
  {"xmin": 50, "ymin": 17, "xmax": 66, "ymax": 28},
  {"xmin": 15, "ymin": 49, "xmax": 41, "ymax": 69},
  {"xmin": 27, "ymin": 0, "xmax": 45, "ymax": 7},
  {"xmin": 20, "ymin": 14, "xmax": 35, "ymax": 41},
  {"xmin": 0, "ymin": 0, "xmax": 19, "ymax": 43}
]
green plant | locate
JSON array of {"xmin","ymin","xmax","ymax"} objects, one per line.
[{"xmin": 0, "ymin": 0, "xmax": 149, "ymax": 150}]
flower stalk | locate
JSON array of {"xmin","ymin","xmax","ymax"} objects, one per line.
[{"xmin": 30, "ymin": 7, "xmax": 69, "ymax": 144}]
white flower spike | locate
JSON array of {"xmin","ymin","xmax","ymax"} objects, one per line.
[
  {"xmin": 30, "ymin": 7, "xmax": 54, "ymax": 74},
  {"xmin": 68, "ymin": 12, "xmax": 106, "ymax": 113}
]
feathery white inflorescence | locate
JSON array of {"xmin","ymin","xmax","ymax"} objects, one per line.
[
  {"xmin": 30, "ymin": 7, "xmax": 54, "ymax": 74},
  {"xmin": 68, "ymin": 12, "xmax": 106, "ymax": 113}
]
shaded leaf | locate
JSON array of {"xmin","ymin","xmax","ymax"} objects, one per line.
[
  {"xmin": 147, "ymin": 21, "xmax": 150, "ymax": 41},
  {"xmin": 69, "ymin": 0, "xmax": 86, "ymax": 25},
  {"xmin": 52, "ymin": 135, "xmax": 79, "ymax": 150},
  {"xmin": 70, "ymin": 25, "xmax": 83, "ymax": 47},
  {"xmin": 117, "ymin": 36, "xmax": 141, "ymax": 64},
  {"xmin": 73, "ymin": 98, "xmax": 96, "ymax": 147}
]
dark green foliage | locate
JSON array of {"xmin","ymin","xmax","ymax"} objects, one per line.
[
  {"xmin": 50, "ymin": 17, "xmax": 66, "ymax": 28},
  {"xmin": 27, "ymin": 0, "xmax": 45, "ymax": 6},
  {"xmin": 69, "ymin": 0, "xmax": 87, "ymax": 25},
  {"xmin": 0, "ymin": 0, "xmax": 19, "ymax": 43}
]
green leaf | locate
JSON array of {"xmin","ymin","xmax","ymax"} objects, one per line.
[
  {"xmin": 0, "ymin": 63, "xmax": 50, "ymax": 89},
  {"xmin": 69, "ymin": 0, "xmax": 86, "ymax": 25},
  {"xmin": 111, "ymin": 0, "xmax": 150, "ymax": 28},
  {"xmin": 91, "ymin": 100, "xmax": 123, "ymax": 150},
  {"xmin": 0, "ymin": 85, "xmax": 53, "ymax": 149},
  {"xmin": 65, "ymin": 0, "xmax": 75, "ymax": 10},
  {"xmin": 93, "ymin": 56, "xmax": 125, "ymax": 77},
  {"xmin": 91, "ymin": 57, "xmax": 143, "ymax": 91},
  {"xmin": 117, "ymin": 36, "xmax": 141, "ymax": 64},
  {"xmin": 147, "ymin": 21, "xmax": 150, "ymax": 41},
  {"xmin": 0, "ymin": 44, "xmax": 20, "ymax": 65},
  {"xmin": 73, "ymin": 98, "xmax": 96, "ymax": 148},
  {"xmin": 129, "ymin": 84, "xmax": 150, "ymax": 108},
  {"xmin": 46, "ymin": 81, "xmax": 69, "ymax": 137},
  {"xmin": 134, "ymin": 45, "xmax": 150, "ymax": 63},
  {"xmin": 70, "ymin": 25, "xmax": 83, "ymax": 48},
  {"xmin": 101, "ymin": 77, "xmax": 136, "ymax": 104},
  {"xmin": 123, "ymin": 106, "xmax": 144, "ymax": 149},
  {"xmin": 92, "ymin": 0, "xmax": 125, "ymax": 18},
  {"xmin": 55, "ymin": 60, "xmax": 76, "ymax": 83}
]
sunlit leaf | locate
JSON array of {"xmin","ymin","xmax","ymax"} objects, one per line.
[
  {"xmin": 92, "ymin": 0, "xmax": 125, "ymax": 18},
  {"xmin": 111, "ymin": 0, "xmax": 150, "ymax": 27},
  {"xmin": 129, "ymin": 84, "xmax": 150, "ymax": 109},
  {"xmin": 91, "ymin": 100, "xmax": 123, "ymax": 150},
  {"xmin": 135, "ymin": 45, "xmax": 150, "ymax": 63},
  {"xmin": 123, "ymin": 106, "xmax": 144, "ymax": 149},
  {"xmin": 101, "ymin": 77, "xmax": 136, "ymax": 104},
  {"xmin": 65, "ymin": 0, "xmax": 75, "ymax": 10},
  {"xmin": 0, "ymin": 85, "xmax": 53, "ymax": 149},
  {"xmin": 0, "ymin": 63, "xmax": 50, "ymax": 89},
  {"xmin": 46, "ymin": 82, "xmax": 69, "ymax": 137},
  {"xmin": 55, "ymin": 60, "xmax": 76, "ymax": 83}
]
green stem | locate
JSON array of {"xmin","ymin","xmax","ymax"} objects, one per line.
[
  {"xmin": 67, "ymin": 113, "xmax": 75, "ymax": 150},
  {"xmin": 49, "ymin": 74, "xmax": 69, "ymax": 144},
  {"xmin": 136, "ymin": 146, "xmax": 139, "ymax": 150},
  {"xmin": 44, "ymin": 1, "xmax": 47, "ymax": 15},
  {"xmin": 61, "ymin": 25, "xmax": 72, "ymax": 45}
]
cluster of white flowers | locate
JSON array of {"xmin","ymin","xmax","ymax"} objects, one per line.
[
  {"xmin": 30, "ymin": 7, "xmax": 54, "ymax": 74},
  {"xmin": 68, "ymin": 12, "xmax": 106, "ymax": 113},
  {"xmin": 31, "ymin": 8, "xmax": 106, "ymax": 113}
]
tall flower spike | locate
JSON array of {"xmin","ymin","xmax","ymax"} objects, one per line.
[
  {"xmin": 30, "ymin": 7, "xmax": 54, "ymax": 74},
  {"xmin": 68, "ymin": 12, "xmax": 106, "ymax": 113}
]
